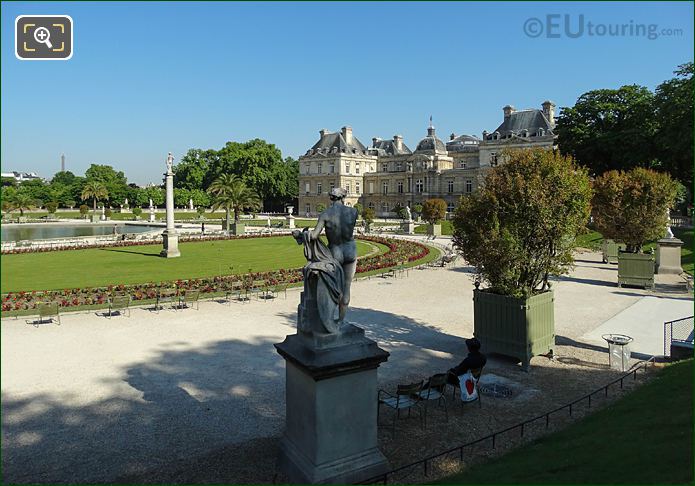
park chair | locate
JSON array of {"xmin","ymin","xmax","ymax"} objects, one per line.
[
  {"xmin": 396, "ymin": 261, "xmax": 409, "ymax": 278},
  {"xmin": 378, "ymin": 380, "xmax": 425, "ymax": 437},
  {"xmin": 108, "ymin": 294, "xmax": 131, "ymax": 318},
  {"xmin": 229, "ymin": 280, "xmax": 249, "ymax": 303},
  {"xmin": 416, "ymin": 373, "xmax": 449, "ymax": 425},
  {"xmin": 155, "ymin": 288, "xmax": 177, "ymax": 313},
  {"xmin": 36, "ymin": 302, "xmax": 60, "ymax": 325},
  {"xmin": 249, "ymin": 279, "xmax": 266, "ymax": 300},
  {"xmin": 178, "ymin": 289, "xmax": 200, "ymax": 310},
  {"xmin": 450, "ymin": 367, "xmax": 483, "ymax": 409}
]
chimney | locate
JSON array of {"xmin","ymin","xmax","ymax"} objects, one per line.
[
  {"xmin": 482, "ymin": 130, "xmax": 488, "ymax": 140},
  {"xmin": 542, "ymin": 100, "xmax": 556, "ymax": 128},
  {"xmin": 319, "ymin": 128, "xmax": 330, "ymax": 138},
  {"xmin": 341, "ymin": 126, "xmax": 353, "ymax": 144},
  {"xmin": 503, "ymin": 105, "xmax": 515, "ymax": 120},
  {"xmin": 60, "ymin": 154, "xmax": 65, "ymax": 172},
  {"xmin": 450, "ymin": 133, "xmax": 456, "ymax": 141},
  {"xmin": 393, "ymin": 134, "xmax": 403, "ymax": 151}
]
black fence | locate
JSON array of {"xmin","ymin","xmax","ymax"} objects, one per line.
[
  {"xmin": 360, "ymin": 358, "xmax": 656, "ymax": 484},
  {"xmin": 664, "ymin": 316, "xmax": 694, "ymax": 357}
]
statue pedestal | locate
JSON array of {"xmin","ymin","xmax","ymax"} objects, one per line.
[
  {"xmin": 274, "ymin": 324, "xmax": 390, "ymax": 484},
  {"xmin": 149, "ymin": 211, "xmax": 156, "ymax": 222},
  {"xmin": 656, "ymin": 237, "xmax": 683, "ymax": 274},
  {"xmin": 287, "ymin": 215, "xmax": 296, "ymax": 229},
  {"xmin": 160, "ymin": 229, "xmax": 180, "ymax": 258},
  {"xmin": 401, "ymin": 221, "xmax": 414, "ymax": 234}
]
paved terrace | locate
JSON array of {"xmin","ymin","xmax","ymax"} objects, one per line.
[{"xmin": 1, "ymin": 245, "xmax": 692, "ymax": 483}]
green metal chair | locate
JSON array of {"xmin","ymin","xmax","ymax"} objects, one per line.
[
  {"xmin": 178, "ymin": 289, "xmax": 200, "ymax": 310},
  {"xmin": 108, "ymin": 294, "xmax": 131, "ymax": 318},
  {"xmin": 378, "ymin": 380, "xmax": 425, "ymax": 437},
  {"xmin": 416, "ymin": 373, "xmax": 449, "ymax": 425},
  {"xmin": 37, "ymin": 302, "xmax": 60, "ymax": 325}
]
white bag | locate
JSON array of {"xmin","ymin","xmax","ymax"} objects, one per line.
[{"xmin": 458, "ymin": 370, "xmax": 479, "ymax": 402}]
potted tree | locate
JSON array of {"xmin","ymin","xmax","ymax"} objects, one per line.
[
  {"xmin": 413, "ymin": 203, "xmax": 423, "ymax": 222},
  {"xmin": 422, "ymin": 198, "xmax": 446, "ymax": 236},
  {"xmin": 453, "ymin": 148, "xmax": 591, "ymax": 370},
  {"xmin": 362, "ymin": 207, "xmax": 375, "ymax": 233},
  {"xmin": 132, "ymin": 207, "xmax": 143, "ymax": 221},
  {"xmin": 592, "ymin": 168, "xmax": 678, "ymax": 289}
]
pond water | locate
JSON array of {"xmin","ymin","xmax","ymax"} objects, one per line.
[{"xmin": 1, "ymin": 223, "xmax": 163, "ymax": 242}]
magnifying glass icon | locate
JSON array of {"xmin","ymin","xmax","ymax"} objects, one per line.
[{"xmin": 33, "ymin": 27, "xmax": 53, "ymax": 49}]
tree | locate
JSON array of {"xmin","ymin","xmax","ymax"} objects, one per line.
[
  {"xmin": 81, "ymin": 181, "xmax": 109, "ymax": 214},
  {"xmin": 452, "ymin": 148, "xmax": 592, "ymax": 298},
  {"xmin": 413, "ymin": 203, "xmax": 423, "ymax": 217},
  {"xmin": 207, "ymin": 174, "xmax": 261, "ymax": 230},
  {"xmin": 592, "ymin": 168, "xmax": 678, "ymax": 253},
  {"xmin": 84, "ymin": 164, "xmax": 128, "ymax": 205},
  {"xmin": 556, "ymin": 85, "xmax": 657, "ymax": 175},
  {"xmin": 2, "ymin": 176, "xmax": 16, "ymax": 187},
  {"xmin": 45, "ymin": 201, "xmax": 58, "ymax": 214},
  {"xmin": 51, "ymin": 170, "xmax": 76, "ymax": 186},
  {"xmin": 9, "ymin": 188, "xmax": 39, "ymax": 216},
  {"xmin": 362, "ymin": 207, "xmax": 375, "ymax": 232},
  {"xmin": 654, "ymin": 62, "xmax": 693, "ymax": 191},
  {"xmin": 174, "ymin": 149, "xmax": 219, "ymax": 190},
  {"xmin": 422, "ymin": 199, "xmax": 447, "ymax": 225},
  {"xmin": 79, "ymin": 204, "xmax": 89, "ymax": 218},
  {"xmin": 132, "ymin": 207, "xmax": 143, "ymax": 220}
]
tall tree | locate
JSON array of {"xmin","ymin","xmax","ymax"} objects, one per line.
[
  {"xmin": 81, "ymin": 181, "xmax": 109, "ymax": 214},
  {"xmin": 654, "ymin": 62, "xmax": 693, "ymax": 190},
  {"xmin": 556, "ymin": 85, "xmax": 657, "ymax": 175},
  {"xmin": 84, "ymin": 164, "xmax": 128, "ymax": 205},
  {"xmin": 207, "ymin": 174, "xmax": 261, "ymax": 231}
]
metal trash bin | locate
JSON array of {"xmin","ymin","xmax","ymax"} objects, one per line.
[{"xmin": 602, "ymin": 334, "xmax": 633, "ymax": 371}]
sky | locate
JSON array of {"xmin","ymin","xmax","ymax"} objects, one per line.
[{"xmin": 1, "ymin": 1, "xmax": 693, "ymax": 185}]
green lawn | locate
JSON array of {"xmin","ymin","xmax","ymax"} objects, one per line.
[
  {"xmin": 1, "ymin": 237, "xmax": 380, "ymax": 292},
  {"xmin": 414, "ymin": 220, "xmax": 454, "ymax": 235},
  {"xmin": 440, "ymin": 360, "xmax": 693, "ymax": 484},
  {"xmin": 576, "ymin": 227, "xmax": 693, "ymax": 275}
]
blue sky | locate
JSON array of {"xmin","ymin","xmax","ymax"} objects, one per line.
[{"xmin": 2, "ymin": 1, "xmax": 692, "ymax": 185}]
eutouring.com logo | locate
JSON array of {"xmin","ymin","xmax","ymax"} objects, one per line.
[{"xmin": 523, "ymin": 14, "xmax": 683, "ymax": 40}]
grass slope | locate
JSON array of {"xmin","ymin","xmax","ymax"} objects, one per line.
[
  {"xmin": 1, "ymin": 237, "xmax": 378, "ymax": 292},
  {"xmin": 440, "ymin": 360, "xmax": 693, "ymax": 484}
]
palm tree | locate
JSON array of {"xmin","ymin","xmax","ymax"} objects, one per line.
[
  {"xmin": 207, "ymin": 174, "xmax": 261, "ymax": 232},
  {"xmin": 81, "ymin": 181, "xmax": 109, "ymax": 215},
  {"xmin": 10, "ymin": 190, "xmax": 36, "ymax": 216}
]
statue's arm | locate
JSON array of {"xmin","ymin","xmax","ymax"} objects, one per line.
[{"xmin": 309, "ymin": 215, "xmax": 325, "ymax": 240}]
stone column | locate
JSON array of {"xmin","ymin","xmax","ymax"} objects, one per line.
[
  {"xmin": 657, "ymin": 238, "xmax": 683, "ymax": 274},
  {"xmin": 275, "ymin": 326, "xmax": 390, "ymax": 484},
  {"xmin": 160, "ymin": 152, "xmax": 180, "ymax": 258}
]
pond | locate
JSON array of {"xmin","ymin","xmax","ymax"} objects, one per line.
[{"xmin": 1, "ymin": 223, "xmax": 164, "ymax": 242}]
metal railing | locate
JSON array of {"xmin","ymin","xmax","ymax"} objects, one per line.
[
  {"xmin": 360, "ymin": 358, "xmax": 656, "ymax": 484},
  {"xmin": 664, "ymin": 316, "xmax": 694, "ymax": 357},
  {"xmin": 670, "ymin": 215, "xmax": 693, "ymax": 228}
]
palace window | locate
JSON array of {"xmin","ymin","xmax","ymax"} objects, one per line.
[
  {"xmin": 345, "ymin": 162, "xmax": 350, "ymax": 174},
  {"xmin": 329, "ymin": 162, "xmax": 335, "ymax": 173},
  {"xmin": 416, "ymin": 179, "xmax": 423, "ymax": 193},
  {"xmin": 381, "ymin": 202, "xmax": 389, "ymax": 213},
  {"xmin": 330, "ymin": 181, "xmax": 335, "ymax": 192},
  {"xmin": 305, "ymin": 204, "xmax": 311, "ymax": 215},
  {"xmin": 305, "ymin": 164, "xmax": 310, "ymax": 174},
  {"xmin": 355, "ymin": 162, "xmax": 360, "ymax": 174},
  {"xmin": 490, "ymin": 153, "xmax": 498, "ymax": 167},
  {"xmin": 382, "ymin": 181, "xmax": 388, "ymax": 195},
  {"xmin": 459, "ymin": 161, "xmax": 467, "ymax": 169},
  {"xmin": 382, "ymin": 163, "xmax": 388, "ymax": 172},
  {"xmin": 356, "ymin": 182, "xmax": 360, "ymax": 194},
  {"xmin": 396, "ymin": 162, "xmax": 402, "ymax": 171},
  {"xmin": 447, "ymin": 202, "xmax": 455, "ymax": 213},
  {"xmin": 317, "ymin": 183, "xmax": 322, "ymax": 195},
  {"xmin": 305, "ymin": 182, "xmax": 310, "ymax": 195},
  {"xmin": 465, "ymin": 180, "xmax": 473, "ymax": 193},
  {"xmin": 345, "ymin": 182, "xmax": 351, "ymax": 194},
  {"xmin": 369, "ymin": 182, "xmax": 374, "ymax": 194},
  {"xmin": 447, "ymin": 179, "xmax": 454, "ymax": 193},
  {"xmin": 368, "ymin": 201, "xmax": 375, "ymax": 210},
  {"xmin": 397, "ymin": 181, "xmax": 403, "ymax": 193},
  {"xmin": 317, "ymin": 163, "xmax": 322, "ymax": 174}
]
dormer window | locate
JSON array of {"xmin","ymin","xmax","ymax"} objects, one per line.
[{"xmin": 538, "ymin": 129, "xmax": 545, "ymax": 136}]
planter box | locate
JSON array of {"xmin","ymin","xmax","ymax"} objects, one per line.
[
  {"xmin": 473, "ymin": 289, "xmax": 555, "ymax": 371},
  {"xmin": 428, "ymin": 224, "xmax": 442, "ymax": 236},
  {"xmin": 602, "ymin": 239, "xmax": 626, "ymax": 264},
  {"xmin": 222, "ymin": 221, "xmax": 245, "ymax": 235},
  {"xmin": 618, "ymin": 252, "xmax": 655, "ymax": 289}
]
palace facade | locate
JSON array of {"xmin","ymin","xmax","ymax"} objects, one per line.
[{"xmin": 298, "ymin": 101, "xmax": 557, "ymax": 217}]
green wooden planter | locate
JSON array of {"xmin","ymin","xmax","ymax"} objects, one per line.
[
  {"xmin": 618, "ymin": 252, "xmax": 655, "ymax": 289},
  {"xmin": 602, "ymin": 239, "xmax": 626, "ymax": 264},
  {"xmin": 473, "ymin": 289, "xmax": 555, "ymax": 371}
]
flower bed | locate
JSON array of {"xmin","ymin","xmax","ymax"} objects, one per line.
[{"xmin": 1, "ymin": 237, "xmax": 429, "ymax": 312}]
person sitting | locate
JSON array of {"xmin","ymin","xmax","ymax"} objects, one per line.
[{"xmin": 446, "ymin": 337, "xmax": 486, "ymax": 387}]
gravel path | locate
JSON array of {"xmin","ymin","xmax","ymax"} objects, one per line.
[{"xmin": 1, "ymin": 247, "xmax": 691, "ymax": 483}]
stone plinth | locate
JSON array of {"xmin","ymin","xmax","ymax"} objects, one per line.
[
  {"xmin": 274, "ymin": 324, "xmax": 390, "ymax": 484},
  {"xmin": 401, "ymin": 221, "xmax": 414, "ymax": 234},
  {"xmin": 149, "ymin": 211, "xmax": 156, "ymax": 222},
  {"xmin": 656, "ymin": 238, "xmax": 683, "ymax": 274},
  {"xmin": 160, "ymin": 229, "xmax": 180, "ymax": 258},
  {"xmin": 287, "ymin": 215, "xmax": 296, "ymax": 229}
]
